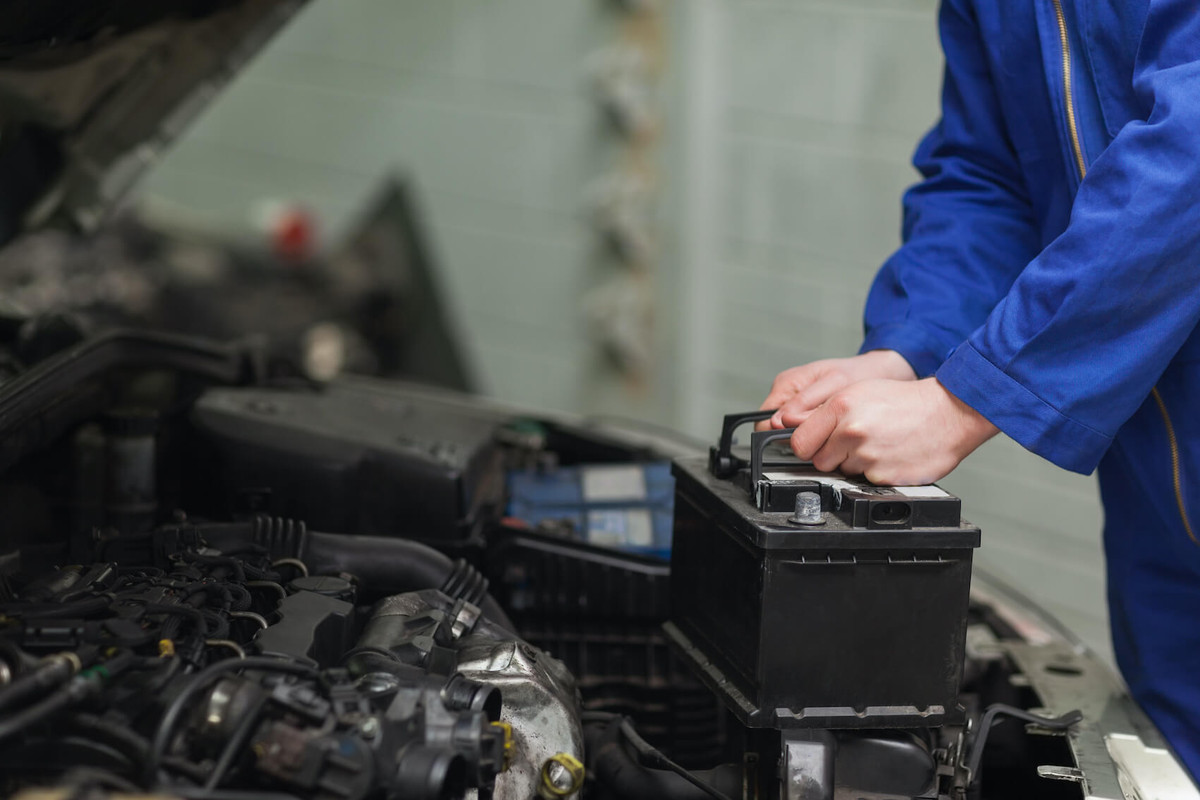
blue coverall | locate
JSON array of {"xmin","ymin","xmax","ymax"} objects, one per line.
[{"xmin": 859, "ymin": 0, "xmax": 1200, "ymax": 777}]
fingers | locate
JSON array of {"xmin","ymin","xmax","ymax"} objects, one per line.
[
  {"xmin": 812, "ymin": 436, "xmax": 853, "ymax": 473},
  {"xmin": 759, "ymin": 366, "xmax": 815, "ymax": 412},
  {"xmin": 776, "ymin": 374, "xmax": 847, "ymax": 427},
  {"xmin": 783, "ymin": 378, "xmax": 992, "ymax": 484},
  {"xmin": 753, "ymin": 409, "xmax": 780, "ymax": 432},
  {"xmin": 790, "ymin": 399, "xmax": 840, "ymax": 463},
  {"xmin": 759, "ymin": 353, "xmax": 919, "ymax": 432},
  {"xmin": 758, "ymin": 366, "xmax": 817, "ymax": 430}
]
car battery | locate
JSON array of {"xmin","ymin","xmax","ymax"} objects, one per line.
[{"xmin": 664, "ymin": 410, "xmax": 980, "ymax": 730}]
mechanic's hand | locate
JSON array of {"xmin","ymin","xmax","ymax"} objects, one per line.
[
  {"xmin": 757, "ymin": 350, "xmax": 917, "ymax": 430},
  {"xmin": 790, "ymin": 377, "xmax": 998, "ymax": 485}
]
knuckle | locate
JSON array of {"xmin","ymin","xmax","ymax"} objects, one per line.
[
  {"xmin": 863, "ymin": 462, "xmax": 893, "ymax": 484},
  {"xmin": 812, "ymin": 454, "xmax": 837, "ymax": 472},
  {"xmin": 853, "ymin": 454, "xmax": 879, "ymax": 479},
  {"xmin": 778, "ymin": 366, "xmax": 805, "ymax": 384},
  {"xmin": 827, "ymin": 394, "xmax": 853, "ymax": 417},
  {"xmin": 791, "ymin": 389, "xmax": 816, "ymax": 410},
  {"xmin": 842, "ymin": 421, "xmax": 868, "ymax": 441}
]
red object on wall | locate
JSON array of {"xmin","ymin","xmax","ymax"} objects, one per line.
[{"xmin": 272, "ymin": 208, "xmax": 316, "ymax": 263}]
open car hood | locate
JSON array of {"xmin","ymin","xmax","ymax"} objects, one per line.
[{"xmin": 0, "ymin": 0, "xmax": 306, "ymax": 247}]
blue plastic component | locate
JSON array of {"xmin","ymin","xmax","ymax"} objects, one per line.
[{"xmin": 506, "ymin": 462, "xmax": 674, "ymax": 559}]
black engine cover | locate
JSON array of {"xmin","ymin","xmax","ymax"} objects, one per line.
[{"xmin": 191, "ymin": 379, "xmax": 505, "ymax": 542}]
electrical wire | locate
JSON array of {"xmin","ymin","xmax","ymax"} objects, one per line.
[
  {"xmin": 618, "ymin": 718, "xmax": 735, "ymax": 800},
  {"xmin": 184, "ymin": 583, "xmax": 235, "ymax": 611},
  {"xmin": 0, "ymin": 678, "xmax": 100, "ymax": 742},
  {"xmin": 181, "ymin": 554, "xmax": 247, "ymax": 583},
  {"xmin": 204, "ymin": 694, "xmax": 267, "ymax": 790},
  {"xmin": 585, "ymin": 712, "xmax": 735, "ymax": 800},
  {"xmin": 202, "ymin": 610, "xmax": 232, "ymax": 641},
  {"xmin": 140, "ymin": 604, "xmax": 210, "ymax": 637},
  {"xmin": 66, "ymin": 713, "xmax": 152, "ymax": 765},
  {"xmin": 161, "ymin": 755, "xmax": 209, "ymax": 783},
  {"xmin": 226, "ymin": 583, "xmax": 253, "ymax": 612},
  {"xmin": 0, "ymin": 653, "xmax": 134, "ymax": 743},
  {"xmin": 0, "ymin": 653, "xmax": 80, "ymax": 714},
  {"xmin": 145, "ymin": 656, "xmax": 183, "ymax": 695},
  {"xmin": 966, "ymin": 703, "xmax": 1083, "ymax": 783}
]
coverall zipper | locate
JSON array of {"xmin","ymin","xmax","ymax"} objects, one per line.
[
  {"xmin": 1050, "ymin": 0, "xmax": 1087, "ymax": 178},
  {"xmin": 1150, "ymin": 391, "xmax": 1198, "ymax": 545},
  {"xmin": 1051, "ymin": 0, "xmax": 1199, "ymax": 545}
]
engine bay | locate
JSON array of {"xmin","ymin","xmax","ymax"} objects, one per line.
[{"xmin": 0, "ymin": 327, "xmax": 1160, "ymax": 800}]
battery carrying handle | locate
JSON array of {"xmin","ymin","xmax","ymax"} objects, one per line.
[
  {"xmin": 710, "ymin": 410, "xmax": 778, "ymax": 477},
  {"xmin": 750, "ymin": 428, "xmax": 798, "ymax": 487}
]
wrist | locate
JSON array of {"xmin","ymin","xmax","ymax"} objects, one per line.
[
  {"xmin": 935, "ymin": 379, "xmax": 999, "ymax": 455},
  {"xmin": 860, "ymin": 349, "xmax": 917, "ymax": 382}
]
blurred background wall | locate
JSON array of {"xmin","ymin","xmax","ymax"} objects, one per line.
[{"xmin": 140, "ymin": 0, "xmax": 1109, "ymax": 663}]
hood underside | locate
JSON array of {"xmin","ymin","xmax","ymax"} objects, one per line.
[{"xmin": 0, "ymin": 0, "xmax": 307, "ymax": 247}]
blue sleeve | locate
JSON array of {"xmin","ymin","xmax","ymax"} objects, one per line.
[
  {"xmin": 859, "ymin": 0, "xmax": 1042, "ymax": 378},
  {"xmin": 937, "ymin": 0, "xmax": 1200, "ymax": 475}
]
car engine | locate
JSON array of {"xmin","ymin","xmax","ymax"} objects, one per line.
[
  {"xmin": 0, "ymin": 325, "xmax": 1143, "ymax": 800},
  {"xmin": 2, "ymin": 534, "xmax": 542, "ymax": 800}
]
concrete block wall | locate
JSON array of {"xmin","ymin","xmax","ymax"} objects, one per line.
[{"xmin": 143, "ymin": 0, "xmax": 1112, "ymax": 662}]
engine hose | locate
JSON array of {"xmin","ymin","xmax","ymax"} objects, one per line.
[
  {"xmin": 140, "ymin": 604, "xmax": 210, "ymax": 638},
  {"xmin": 204, "ymin": 693, "xmax": 268, "ymax": 790},
  {"xmin": 1, "ymin": 597, "xmax": 113, "ymax": 619},
  {"xmin": 193, "ymin": 518, "xmax": 515, "ymax": 631},
  {"xmin": 225, "ymin": 583, "xmax": 253, "ymax": 612},
  {"xmin": 201, "ymin": 610, "xmax": 232, "ymax": 642},
  {"xmin": 182, "ymin": 554, "xmax": 247, "ymax": 583},
  {"xmin": 66, "ymin": 713, "xmax": 152, "ymax": 766},
  {"xmin": 183, "ymin": 582, "xmax": 236, "ymax": 611},
  {"xmin": 0, "ymin": 653, "xmax": 81, "ymax": 714},
  {"xmin": 441, "ymin": 559, "xmax": 490, "ymax": 607},
  {"xmin": 584, "ymin": 717, "xmax": 742, "ymax": 800},
  {"xmin": 0, "ymin": 652, "xmax": 134, "ymax": 743}
]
